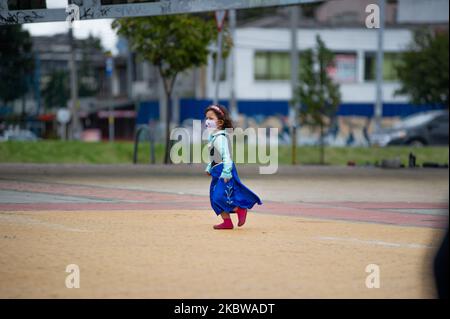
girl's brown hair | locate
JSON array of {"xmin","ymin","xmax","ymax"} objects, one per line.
[{"xmin": 204, "ymin": 104, "xmax": 234, "ymax": 129}]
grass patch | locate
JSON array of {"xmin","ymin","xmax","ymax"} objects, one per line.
[{"xmin": 0, "ymin": 140, "xmax": 448, "ymax": 166}]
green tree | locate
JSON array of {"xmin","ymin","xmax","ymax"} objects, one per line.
[
  {"xmin": 0, "ymin": 25, "xmax": 34, "ymax": 107},
  {"xmin": 112, "ymin": 14, "xmax": 232, "ymax": 164},
  {"xmin": 293, "ymin": 35, "xmax": 341, "ymax": 165},
  {"xmin": 42, "ymin": 67, "xmax": 100, "ymax": 112},
  {"xmin": 395, "ymin": 28, "xmax": 449, "ymax": 108},
  {"xmin": 78, "ymin": 33, "xmax": 102, "ymax": 97},
  {"xmin": 42, "ymin": 34, "xmax": 103, "ymax": 111},
  {"xmin": 41, "ymin": 70, "xmax": 70, "ymax": 112}
]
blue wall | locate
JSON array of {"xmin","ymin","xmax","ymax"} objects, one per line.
[
  {"xmin": 136, "ymin": 101, "xmax": 159, "ymax": 125},
  {"xmin": 136, "ymin": 99, "xmax": 445, "ymax": 125}
]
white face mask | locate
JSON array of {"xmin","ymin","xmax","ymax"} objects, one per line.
[{"xmin": 205, "ymin": 119, "xmax": 218, "ymax": 129}]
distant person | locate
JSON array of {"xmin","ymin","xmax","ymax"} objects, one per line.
[
  {"xmin": 326, "ymin": 118, "xmax": 339, "ymax": 145},
  {"xmin": 279, "ymin": 116, "xmax": 291, "ymax": 144},
  {"xmin": 204, "ymin": 104, "xmax": 263, "ymax": 230},
  {"xmin": 346, "ymin": 130, "xmax": 355, "ymax": 146},
  {"xmin": 329, "ymin": 121, "xmax": 339, "ymax": 139},
  {"xmin": 363, "ymin": 117, "xmax": 371, "ymax": 146}
]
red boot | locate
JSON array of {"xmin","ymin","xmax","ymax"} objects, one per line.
[
  {"xmin": 213, "ymin": 218, "xmax": 233, "ymax": 230},
  {"xmin": 236, "ymin": 207, "xmax": 248, "ymax": 227}
]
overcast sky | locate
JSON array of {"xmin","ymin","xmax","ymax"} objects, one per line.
[{"xmin": 22, "ymin": 0, "xmax": 119, "ymax": 55}]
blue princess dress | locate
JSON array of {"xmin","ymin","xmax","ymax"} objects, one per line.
[{"xmin": 206, "ymin": 129, "xmax": 262, "ymax": 215}]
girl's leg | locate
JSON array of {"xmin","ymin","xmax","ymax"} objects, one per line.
[
  {"xmin": 214, "ymin": 212, "xmax": 233, "ymax": 230},
  {"xmin": 235, "ymin": 207, "xmax": 248, "ymax": 227},
  {"xmin": 221, "ymin": 212, "xmax": 231, "ymax": 219}
]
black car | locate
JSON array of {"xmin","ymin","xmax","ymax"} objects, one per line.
[{"xmin": 370, "ymin": 110, "xmax": 449, "ymax": 146}]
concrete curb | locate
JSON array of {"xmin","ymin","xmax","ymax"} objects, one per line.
[{"xmin": 0, "ymin": 162, "xmax": 448, "ymax": 178}]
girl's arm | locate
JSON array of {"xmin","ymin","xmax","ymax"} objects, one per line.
[
  {"xmin": 205, "ymin": 162, "xmax": 212, "ymax": 174},
  {"xmin": 214, "ymin": 134, "xmax": 233, "ymax": 180}
]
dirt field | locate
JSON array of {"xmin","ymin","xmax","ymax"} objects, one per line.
[{"xmin": 0, "ymin": 164, "xmax": 448, "ymax": 298}]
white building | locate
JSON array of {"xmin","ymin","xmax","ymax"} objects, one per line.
[
  {"xmin": 207, "ymin": 27, "xmax": 413, "ymax": 103},
  {"xmin": 205, "ymin": 0, "xmax": 448, "ymax": 105},
  {"xmin": 397, "ymin": 0, "xmax": 449, "ymax": 24}
]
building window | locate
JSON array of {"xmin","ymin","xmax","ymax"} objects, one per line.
[
  {"xmin": 364, "ymin": 52, "xmax": 401, "ymax": 81},
  {"xmin": 7, "ymin": 0, "xmax": 46, "ymax": 10},
  {"xmin": 255, "ymin": 51, "xmax": 357, "ymax": 83},
  {"xmin": 255, "ymin": 52, "xmax": 291, "ymax": 81},
  {"xmin": 327, "ymin": 52, "xmax": 357, "ymax": 83},
  {"xmin": 329, "ymin": 12, "xmax": 360, "ymax": 25}
]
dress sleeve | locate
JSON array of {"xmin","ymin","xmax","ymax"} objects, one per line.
[
  {"xmin": 214, "ymin": 134, "xmax": 233, "ymax": 179},
  {"xmin": 205, "ymin": 162, "xmax": 212, "ymax": 173}
]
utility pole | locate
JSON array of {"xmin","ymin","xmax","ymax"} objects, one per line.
[
  {"xmin": 214, "ymin": 29, "xmax": 223, "ymax": 105},
  {"xmin": 290, "ymin": 5, "xmax": 300, "ymax": 165},
  {"xmin": 106, "ymin": 53, "xmax": 115, "ymax": 143},
  {"xmin": 214, "ymin": 11, "xmax": 227, "ymax": 105},
  {"xmin": 228, "ymin": 9, "xmax": 238, "ymax": 122},
  {"xmin": 125, "ymin": 39, "xmax": 134, "ymax": 100},
  {"xmin": 34, "ymin": 52, "xmax": 41, "ymax": 117},
  {"xmin": 68, "ymin": 27, "xmax": 81, "ymax": 140},
  {"xmin": 374, "ymin": 0, "xmax": 385, "ymax": 132}
]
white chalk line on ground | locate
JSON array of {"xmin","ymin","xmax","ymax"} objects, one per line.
[
  {"xmin": 0, "ymin": 213, "xmax": 90, "ymax": 233},
  {"xmin": 314, "ymin": 236, "xmax": 433, "ymax": 249}
]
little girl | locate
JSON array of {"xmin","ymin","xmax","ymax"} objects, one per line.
[{"xmin": 204, "ymin": 104, "xmax": 262, "ymax": 230}]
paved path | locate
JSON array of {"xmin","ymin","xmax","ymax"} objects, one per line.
[{"xmin": 0, "ymin": 175, "xmax": 447, "ymax": 228}]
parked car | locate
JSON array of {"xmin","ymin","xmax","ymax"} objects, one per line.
[
  {"xmin": 0, "ymin": 129, "xmax": 39, "ymax": 142},
  {"xmin": 370, "ymin": 110, "xmax": 449, "ymax": 146}
]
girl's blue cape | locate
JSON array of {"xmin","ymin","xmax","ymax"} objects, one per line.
[{"xmin": 209, "ymin": 162, "xmax": 263, "ymax": 215}]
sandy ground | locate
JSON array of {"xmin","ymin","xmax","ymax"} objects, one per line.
[
  {"xmin": 0, "ymin": 164, "xmax": 448, "ymax": 298},
  {"xmin": 0, "ymin": 210, "xmax": 444, "ymax": 299}
]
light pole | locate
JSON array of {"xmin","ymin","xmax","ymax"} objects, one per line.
[
  {"xmin": 214, "ymin": 10, "xmax": 227, "ymax": 105},
  {"xmin": 228, "ymin": 9, "xmax": 238, "ymax": 122},
  {"xmin": 374, "ymin": 0, "xmax": 385, "ymax": 132},
  {"xmin": 68, "ymin": 26, "xmax": 81, "ymax": 140},
  {"xmin": 105, "ymin": 53, "xmax": 115, "ymax": 143},
  {"xmin": 290, "ymin": 5, "xmax": 300, "ymax": 165}
]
